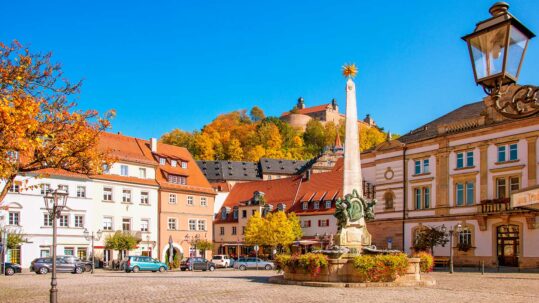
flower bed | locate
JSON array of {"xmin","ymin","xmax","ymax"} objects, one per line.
[
  {"xmin": 275, "ymin": 253, "xmax": 328, "ymax": 277},
  {"xmin": 352, "ymin": 253, "xmax": 409, "ymax": 282},
  {"xmin": 413, "ymin": 252, "xmax": 434, "ymax": 273}
]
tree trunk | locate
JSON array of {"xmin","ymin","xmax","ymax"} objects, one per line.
[{"xmin": 0, "ymin": 177, "xmax": 15, "ymax": 205}]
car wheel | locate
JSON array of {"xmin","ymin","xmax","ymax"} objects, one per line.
[
  {"xmin": 159, "ymin": 266, "xmax": 166, "ymax": 273},
  {"xmin": 209, "ymin": 266, "xmax": 215, "ymax": 272},
  {"xmin": 39, "ymin": 267, "xmax": 49, "ymax": 275},
  {"xmin": 265, "ymin": 264, "xmax": 272, "ymax": 270},
  {"xmin": 75, "ymin": 267, "xmax": 83, "ymax": 274},
  {"xmin": 239, "ymin": 265, "xmax": 246, "ymax": 271},
  {"xmin": 85, "ymin": 264, "xmax": 92, "ymax": 272},
  {"xmin": 5, "ymin": 267, "xmax": 15, "ymax": 276},
  {"xmin": 132, "ymin": 266, "xmax": 140, "ymax": 273}
]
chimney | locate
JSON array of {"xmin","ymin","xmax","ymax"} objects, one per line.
[{"xmin": 150, "ymin": 138, "xmax": 157, "ymax": 153}]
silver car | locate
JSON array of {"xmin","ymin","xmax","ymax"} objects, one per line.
[{"xmin": 233, "ymin": 257, "xmax": 274, "ymax": 270}]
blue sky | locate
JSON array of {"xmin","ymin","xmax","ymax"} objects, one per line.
[{"xmin": 2, "ymin": 0, "xmax": 538, "ymax": 139}]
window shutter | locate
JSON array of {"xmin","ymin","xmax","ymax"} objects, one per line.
[
  {"xmin": 318, "ymin": 220, "xmax": 321, "ymax": 227},
  {"xmin": 326, "ymin": 219, "xmax": 329, "ymax": 226}
]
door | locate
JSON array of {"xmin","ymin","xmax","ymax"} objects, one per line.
[
  {"xmin": 497, "ymin": 225, "xmax": 519, "ymax": 267},
  {"xmin": 56, "ymin": 257, "xmax": 70, "ymax": 272}
]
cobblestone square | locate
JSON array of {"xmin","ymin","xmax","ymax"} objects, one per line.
[{"xmin": 1, "ymin": 269, "xmax": 538, "ymax": 303}]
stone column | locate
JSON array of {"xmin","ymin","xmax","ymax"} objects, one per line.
[
  {"xmin": 343, "ymin": 78, "xmax": 363, "ymax": 196},
  {"xmin": 527, "ymin": 136, "xmax": 537, "ymax": 186},
  {"xmin": 479, "ymin": 144, "xmax": 489, "ymax": 201}
]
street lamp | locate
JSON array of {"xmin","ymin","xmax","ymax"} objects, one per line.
[
  {"xmin": 441, "ymin": 224, "xmax": 462, "ymax": 274},
  {"xmin": 462, "ymin": 2, "xmax": 537, "ymax": 118},
  {"xmin": 83, "ymin": 228, "xmax": 102, "ymax": 274},
  {"xmin": 43, "ymin": 188, "xmax": 68, "ymax": 303},
  {"xmin": 184, "ymin": 234, "xmax": 200, "ymax": 257}
]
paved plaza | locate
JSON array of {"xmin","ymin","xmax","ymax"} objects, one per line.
[{"xmin": 1, "ymin": 269, "xmax": 538, "ymax": 303}]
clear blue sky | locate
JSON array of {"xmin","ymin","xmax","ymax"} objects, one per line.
[{"xmin": 2, "ymin": 0, "xmax": 538, "ymax": 139}]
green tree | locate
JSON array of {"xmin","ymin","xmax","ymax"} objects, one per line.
[
  {"xmin": 413, "ymin": 226, "xmax": 449, "ymax": 254},
  {"xmin": 160, "ymin": 129, "xmax": 195, "ymax": 151},
  {"xmin": 196, "ymin": 239, "xmax": 213, "ymax": 259},
  {"xmin": 250, "ymin": 106, "xmax": 266, "ymax": 122},
  {"xmin": 303, "ymin": 120, "xmax": 326, "ymax": 152},
  {"xmin": 105, "ymin": 231, "xmax": 140, "ymax": 260}
]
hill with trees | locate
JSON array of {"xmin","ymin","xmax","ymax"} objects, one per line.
[{"xmin": 160, "ymin": 107, "xmax": 395, "ymax": 161}]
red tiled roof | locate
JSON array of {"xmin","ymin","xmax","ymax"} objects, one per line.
[
  {"xmin": 32, "ymin": 168, "xmax": 90, "ymax": 179},
  {"xmin": 90, "ymin": 174, "xmax": 158, "ymax": 186},
  {"xmin": 281, "ymin": 104, "xmax": 331, "ymax": 116},
  {"xmin": 98, "ymin": 132, "xmax": 155, "ymax": 165}
]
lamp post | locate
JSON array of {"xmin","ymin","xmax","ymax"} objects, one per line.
[
  {"xmin": 43, "ymin": 189, "xmax": 68, "ymax": 303},
  {"xmin": 462, "ymin": 2, "xmax": 537, "ymax": 119},
  {"xmin": 184, "ymin": 234, "xmax": 200, "ymax": 258},
  {"xmin": 442, "ymin": 224, "xmax": 462, "ymax": 274},
  {"xmin": 83, "ymin": 228, "xmax": 102, "ymax": 274}
]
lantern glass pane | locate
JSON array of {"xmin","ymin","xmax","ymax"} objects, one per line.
[
  {"xmin": 506, "ymin": 26, "xmax": 529, "ymax": 78},
  {"xmin": 469, "ymin": 26, "xmax": 508, "ymax": 80}
]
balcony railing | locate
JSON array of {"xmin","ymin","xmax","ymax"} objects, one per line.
[{"xmin": 479, "ymin": 198, "xmax": 521, "ymax": 214}]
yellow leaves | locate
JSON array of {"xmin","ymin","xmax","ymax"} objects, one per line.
[{"xmin": 244, "ymin": 211, "xmax": 302, "ymax": 247}]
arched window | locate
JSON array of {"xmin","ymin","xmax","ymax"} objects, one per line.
[{"xmin": 384, "ymin": 190, "xmax": 395, "ymax": 209}]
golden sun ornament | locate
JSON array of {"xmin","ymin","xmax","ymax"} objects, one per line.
[{"xmin": 342, "ymin": 63, "xmax": 358, "ymax": 78}]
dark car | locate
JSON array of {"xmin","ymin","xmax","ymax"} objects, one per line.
[
  {"xmin": 61, "ymin": 256, "xmax": 93, "ymax": 272},
  {"xmin": 180, "ymin": 257, "xmax": 216, "ymax": 272},
  {"xmin": 30, "ymin": 257, "xmax": 84, "ymax": 274},
  {"xmin": 4, "ymin": 263, "xmax": 22, "ymax": 276}
]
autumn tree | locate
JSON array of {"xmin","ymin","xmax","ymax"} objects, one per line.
[
  {"xmin": 303, "ymin": 120, "xmax": 326, "ymax": 152},
  {"xmin": 0, "ymin": 41, "xmax": 113, "ymax": 203},
  {"xmin": 160, "ymin": 129, "xmax": 195, "ymax": 151},
  {"xmin": 250, "ymin": 106, "xmax": 265, "ymax": 122},
  {"xmin": 105, "ymin": 231, "xmax": 140, "ymax": 261},
  {"xmin": 244, "ymin": 211, "xmax": 303, "ymax": 255}
]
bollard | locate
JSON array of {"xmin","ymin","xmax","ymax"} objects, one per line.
[{"xmin": 481, "ymin": 261, "xmax": 484, "ymax": 275}]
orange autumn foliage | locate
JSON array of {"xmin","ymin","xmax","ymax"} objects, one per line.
[{"xmin": 0, "ymin": 41, "xmax": 114, "ymax": 203}]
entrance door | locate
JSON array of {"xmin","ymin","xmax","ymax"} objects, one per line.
[{"xmin": 497, "ymin": 225, "xmax": 519, "ymax": 267}]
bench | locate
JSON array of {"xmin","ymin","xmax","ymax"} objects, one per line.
[{"xmin": 434, "ymin": 257, "xmax": 450, "ymax": 267}]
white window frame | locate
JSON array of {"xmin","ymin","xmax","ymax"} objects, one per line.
[
  {"xmin": 169, "ymin": 194, "xmax": 177, "ymax": 204},
  {"xmin": 187, "ymin": 196, "xmax": 194, "ymax": 205},
  {"xmin": 122, "ymin": 218, "xmax": 131, "ymax": 232},
  {"xmin": 122, "ymin": 189, "xmax": 132, "ymax": 203},
  {"xmin": 41, "ymin": 183, "xmax": 51, "ymax": 195},
  {"xmin": 171, "ymin": 160, "xmax": 177, "ymax": 167},
  {"xmin": 121, "ymin": 165, "xmax": 129, "ymax": 176},
  {"xmin": 200, "ymin": 197, "xmax": 207, "ymax": 206},
  {"xmin": 140, "ymin": 191, "xmax": 149, "ymax": 205},
  {"xmin": 325, "ymin": 201, "xmax": 331, "ymax": 208},
  {"xmin": 103, "ymin": 187, "xmax": 113, "ymax": 201},
  {"xmin": 140, "ymin": 219, "xmax": 149, "ymax": 232},
  {"xmin": 59, "ymin": 214, "xmax": 69, "ymax": 227},
  {"xmin": 188, "ymin": 219, "xmax": 196, "ymax": 231},
  {"xmin": 103, "ymin": 216, "xmax": 113, "ymax": 231},
  {"xmin": 8, "ymin": 212, "xmax": 20, "ymax": 226},
  {"xmin": 139, "ymin": 168, "xmax": 147, "ymax": 179},
  {"xmin": 167, "ymin": 218, "xmax": 177, "ymax": 230},
  {"xmin": 43, "ymin": 213, "xmax": 53, "ymax": 227},
  {"xmin": 302, "ymin": 202, "xmax": 308, "ymax": 210},
  {"xmin": 74, "ymin": 215, "xmax": 84, "ymax": 228},
  {"xmin": 76, "ymin": 186, "xmax": 86, "ymax": 198},
  {"xmin": 181, "ymin": 162, "xmax": 187, "ymax": 169},
  {"xmin": 159, "ymin": 157, "xmax": 166, "ymax": 165},
  {"xmin": 197, "ymin": 219, "xmax": 206, "ymax": 231}
]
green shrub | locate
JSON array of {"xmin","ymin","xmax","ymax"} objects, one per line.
[
  {"xmin": 353, "ymin": 253, "xmax": 409, "ymax": 282},
  {"xmin": 274, "ymin": 253, "xmax": 328, "ymax": 276},
  {"xmin": 413, "ymin": 252, "xmax": 434, "ymax": 273}
]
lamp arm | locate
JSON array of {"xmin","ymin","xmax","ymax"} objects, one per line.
[{"xmin": 487, "ymin": 83, "xmax": 539, "ymax": 119}]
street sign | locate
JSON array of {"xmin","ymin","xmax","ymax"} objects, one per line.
[
  {"xmin": 511, "ymin": 186, "xmax": 539, "ymax": 210},
  {"xmin": 253, "ymin": 245, "xmax": 259, "ymax": 251}
]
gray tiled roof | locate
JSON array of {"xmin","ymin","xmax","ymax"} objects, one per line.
[
  {"xmin": 197, "ymin": 160, "xmax": 260, "ymax": 181},
  {"xmin": 259, "ymin": 158, "xmax": 309, "ymax": 175},
  {"xmin": 398, "ymin": 101, "xmax": 485, "ymax": 144}
]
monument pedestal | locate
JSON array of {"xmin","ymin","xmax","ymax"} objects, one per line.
[{"xmin": 335, "ymin": 225, "xmax": 372, "ymax": 257}]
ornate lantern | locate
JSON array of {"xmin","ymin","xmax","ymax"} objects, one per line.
[
  {"xmin": 43, "ymin": 189, "xmax": 68, "ymax": 218},
  {"xmin": 462, "ymin": 2, "xmax": 537, "ymax": 118}
]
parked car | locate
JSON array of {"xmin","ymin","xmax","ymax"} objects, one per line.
[
  {"xmin": 211, "ymin": 255, "xmax": 232, "ymax": 268},
  {"xmin": 3, "ymin": 263, "xmax": 22, "ymax": 276},
  {"xmin": 60, "ymin": 256, "xmax": 93, "ymax": 272},
  {"xmin": 233, "ymin": 257, "xmax": 274, "ymax": 270},
  {"xmin": 124, "ymin": 256, "xmax": 168, "ymax": 273},
  {"xmin": 30, "ymin": 257, "xmax": 84, "ymax": 274},
  {"xmin": 180, "ymin": 257, "xmax": 216, "ymax": 272}
]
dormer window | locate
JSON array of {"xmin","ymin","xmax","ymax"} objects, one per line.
[
  {"xmin": 168, "ymin": 174, "xmax": 186, "ymax": 185},
  {"xmin": 325, "ymin": 201, "xmax": 332, "ymax": 208},
  {"xmin": 314, "ymin": 201, "xmax": 320, "ymax": 209},
  {"xmin": 181, "ymin": 162, "xmax": 187, "ymax": 169},
  {"xmin": 277, "ymin": 203, "xmax": 286, "ymax": 211},
  {"xmin": 233, "ymin": 207, "xmax": 239, "ymax": 220},
  {"xmin": 302, "ymin": 202, "xmax": 308, "ymax": 210},
  {"xmin": 171, "ymin": 160, "xmax": 177, "ymax": 167},
  {"xmin": 159, "ymin": 157, "xmax": 166, "ymax": 165},
  {"xmin": 221, "ymin": 208, "xmax": 227, "ymax": 220}
]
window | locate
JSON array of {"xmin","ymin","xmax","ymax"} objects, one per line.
[
  {"xmin": 198, "ymin": 220, "xmax": 206, "ymax": 231},
  {"xmin": 232, "ymin": 226, "xmax": 237, "ymax": 235},
  {"xmin": 456, "ymin": 182, "xmax": 474, "ymax": 206},
  {"xmin": 8, "ymin": 183, "xmax": 20, "ymax": 193},
  {"xmin": 414, "ymin": 187, "xmax": 431, "ymax": 209},
  {"xmin": 233, "ymin": 207, "xmax": 238, "ymax": 220},
  {"xmin": 466, "ymin": 151, "xmax": 474, "ymax": 167},
  {"xmin": 509, "ymin": 144, "xmax": 518, "ymax": 161},
  {"xmin": 103, "ymin": 217, "xmax": 113, "ymax": 231},
  {"xmin": 103, "ymin": 164, "xmax": 110, "ymax": 174},
  {"xmin": 181, "ymin": 162, "xmax": 187, "ymax": 169},
  {"xmin": 58, "ymin": 184, "xmax": 69, "ymax": 194},
  {"xmin": 139, "ymin": 168, "xmax": 147, "ymax": 179},
  {"xmin": 103, "ymin": 187, "xmax": 113, "ymax": 201},
  {"xmin": 8, "ymin": 212, "xmax": 20, "ymax": 225},
  {"xmin": 168, "ymin": 218, "xmax": 177, "ymax": 230},
  {"xmin": 140, "ymin": 219, "xmax": 149, "ymax": 232},
  {"xmin": 77, "ymin": 248, "xmax": 87, "ymax": 260},
  {"xmin": 456, "ymin": 153, "xmax": 464, "ymax": 169},
  {"xmin": 140, "ymin": 191, "xmax": 149, "ymax": 205},
  {"xmin": 121, "ymin": 165, "xmax": 129, "ymax": 176},
  {"xmin": 242, "ymin": 226, "xmax": 245, "ymax": 235},
  {"xmin": 74, "ymin": 215, "xmax": 84, "ymax": 228},
  {"xmin": 458, "ymin": 228, "xmax": 472, "ymax": 246},
  {"xmin": 171, "ymin": 160, "xmax": 177, "ymax": 167},
  {"xmin": 159, "ymin": 157, "xmax": 166, "ymax": 165},
  {"xmin": 122, "ymin": 218, "xmax": 131, "ymax": 231},
  {"xmin": 169, "ymin": 194, "xmax": 177, "ymax": 204},
  {"xmin": 313, "ymin": 201, "xmax": 319, "ymax": 209},
  {"xmin": 302, "ymin": 202, "xmax": 308, "ymax": 210},
  {"xmin": 423, "ymin": 159, "xmax": 430, "ymax": 174},
  {"xmin": 496, "ymin": 178, "xmax": 507, "ymax": 199},
  {"xmin": 220, "ymin": 226, "xmax": 225, "ymax": 235},
  {"xmin": 466, "ymin": 183, "xmax": 474, "ymax": 205},
  {"xmin": 41, "ymin": 183, "xmax": 51, "ymax": 195},
  {"xmin": 252, "ymin": 209, "xmax": 256, "ymax": 216},
  {"xmin": 59, "ymin": 215, "xmax": 69, "ymax": 227},
  {"xmin": 122, "ymin": 189, "xmax": 132, "ymax": 203},
  {"xmin": 384, "ymin": 191, "xmax": 395, "ymax": 209},
  {"xmin": 319, "ymin": 219, "xmax": 329, "ymax": 227},
  {"xmin": 242, "ymin": 210, "xmax": 247, "ymax": 218},
  {"xmin": 40, "ymin": 249, "xmax": 50, "ymax": 258},
  {"xmin": 509, "ymin": 177, "xmax": 520, "ymax": 194},
  {"xmin": 168, "ymin": 174, "xmax": 186, "ymax": 185},
  {"xmin": 278, "ymin": 203, "xmax": 285, "ymax": 211},
  {"xmin": 414, "ymin": 161, "xmax": 421, "ymax": 175},
  {"xmin": 189, "ymin": 219, "xmax": 196, "ymax": 231},
  {"xmin": 302, "ymin": 220, "xmax": 311, "ymax": 228},
  {"xmin": 200, "ymin": 197, "xmax": 207, "ymax": 206},
  {"xmin": 43, "ymin": 213, "xmax": 53, "ymax": 227},
  {"xmin": 64, "ymin": 248, "xmax": 74, "ymax": 256},
  {"xmin": 187, "ymin": 196, "xmax": 194, "ymax": 205},
  {"xmin": 325, "ymin": 201, "xmax": 332, "ymax": 208},
  {"xmin": 221, "ymin": 208, "xmax": 227, "ymax": 220},
  {"xmin": 77, "ymin": 186, "xmax": 86, "ymax": 198}
]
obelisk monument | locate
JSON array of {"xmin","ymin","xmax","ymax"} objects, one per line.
[{"xmin": 343, "ymin": 74, "xmax": 363, "ymax": 197}]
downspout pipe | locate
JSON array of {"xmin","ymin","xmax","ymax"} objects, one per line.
[{"xmin": 402, "ymin": 146, "xmax": 407, "ymax": 252}]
